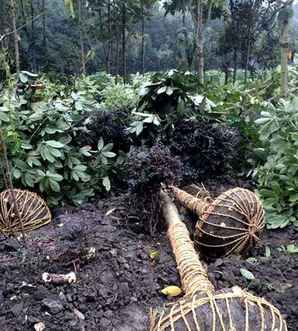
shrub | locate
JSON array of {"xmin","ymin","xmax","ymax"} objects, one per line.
[
  {"xmin": 137, "ymin": 70, "xmax": 215, "ymax": 118},
  {"xmin": 256, "ymin": 98, "xmax": 298, "ymax": 228},
  {"xmin": 0, "ymin": 74, "xmax": 121, "ymax": 206},
  {"xmin": 164, "ymin": 119, "xmax": 242, "ymax": 180},
  {"xmin": 100, "ymin": 81, "xmax": 138, "ymax": 111}
]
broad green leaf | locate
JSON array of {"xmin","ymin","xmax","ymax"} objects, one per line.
[
  {"xmin": 286, "ymin": 244, "xmax": 298, "ymax": 254},
  {"xmin": 40, "ymin": 146, "xmax": 55, "ymax": 163},
  {"xmin": 49, "ymin": 179, "xmax": 61, "ymax": 192},
  {"xmin": 97, "ymin": 138, "xmax": 104, "ymax": 151},
  {"xmin": 103, "ymin": 151, "xmax": 116, "ymax": 158},
  {"xmin": 0, "ymin": 111, "xmax": 9, "ymax": 122},
  {"xmin": 136, "ymin": 122, "xmax": 143, "ymax": 136},
  {"xmin": 46, "ymin": 171, "xmax": 63, "ymax": 181},
  {"xmin": 13, "ymin": 168, "xmax": 22, "ymax": 179},
  {"xmin": 80, "ymin": 146, "xmax": 92, "ymax": 157},
  {"xmin": 255, "ymin": 118, "xmax": 271, "ymax": 125},
  {"xmin": 24, "ymin": 172, "xmax": 36, "ymax": 187},
  {"xmin": 102, "ymin": 176, "xmax": 111, "ymax": 191},
  {"xmin": 102, "ymin": 143, "xmax": 114, "ymax": 152},
  {"xmin": 49, "ymin": 148, "xmax": 63, "ymax": 158},
  {"xmin": 45, "ymin": 140, "xmax": 64, "ymax": 148},
  {"xmin": 240, "ymin": 268, "xmax": 255, "ymax": 281},
  {"xmin": 157, "ymin": 86, "xmax": 167, "ymax": 95}
]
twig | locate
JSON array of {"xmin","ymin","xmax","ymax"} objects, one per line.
[{"xmin": 0, "ymin": 13, "xmax": 44, "ymax": 43}]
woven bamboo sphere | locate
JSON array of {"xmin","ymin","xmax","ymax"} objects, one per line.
[
  {"xmin": 197, "ymin": 187, "xmax": 265, "ymax": 257},
  {"xmin": 0, "ymin": 189, "xmax": 51, "ymax": 235},
  {"xmin": 170, "ymin": 186, "xmax": 265, "ymax": 257}
]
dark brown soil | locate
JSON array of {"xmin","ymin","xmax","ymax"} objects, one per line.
[{"xmin": 0, "ymin": 192, "xmax": 297, "ymax": 331}]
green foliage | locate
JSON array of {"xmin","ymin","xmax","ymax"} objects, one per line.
[
  {"xmin": 0, "ymin": 74, "xmax": 119, "ymax": 206},
  {"xmin": 256, "ymin": 98, "xmax": 298, "ymax": 229},
  {"xmin": 100, "ymin": 81, "xmax": 138, "ymax": 112},
  {"xmin": 137, "ymin": 70, "xmax": 215, "ymax": 118},
  {"xmin": 128, "ymin": 111, "xmax": 161, "ymax": 136},
  {"xmin": 75, "ymin": 72, "xmax": 114, "ymax": 97}
]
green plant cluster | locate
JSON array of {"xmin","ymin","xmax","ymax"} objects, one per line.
[
  {"xmin": 1, "ymin": 68, "xmax": 297, "ymax": 233},
  {"xmin": 0, "ymin": 72, "xmax": 121, "ymax": 206},
  {"xmin": 256, "ymin": 98, "xmax": 298, "ymax": 229}
]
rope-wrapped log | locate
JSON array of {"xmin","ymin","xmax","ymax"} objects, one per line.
[
  {"xmin": 0, "ymin": 189, "xmax": 51, "ymax": 235},
  {"xmin": 149, "ymin": 191, "xmax": 287, "ymax": 331},
  {"xmin": 170, "ymin": 186, "xmax": 265, "ymax": 257}
]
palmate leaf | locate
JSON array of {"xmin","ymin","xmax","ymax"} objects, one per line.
[{"xmin": 79, "ymin": 146, "xmax": 92, "ymax": 157}]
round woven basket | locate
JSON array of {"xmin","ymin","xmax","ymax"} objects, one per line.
[
  {"xmin": 170, "ymin": 186, "xmax": 265, "ymax": 257},
  {"xmin": 197, "ymin": 187, "xmax": 265, "ymax": 256},
  {"xmin": 149, "ymin": 191, "xmax": 287, "ymax": 331},
  {"xmin": 0, "ymin": 189, "xmax": 51, "ymax": 235}
]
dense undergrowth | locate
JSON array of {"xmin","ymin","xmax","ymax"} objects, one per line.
[{"xmin": 0, "ymin": 67, "xmax": 297, "ymax": 230}]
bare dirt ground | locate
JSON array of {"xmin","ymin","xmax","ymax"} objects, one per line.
[{"xmin": 0, "ymin": 188, "xmax": 297, "ymax": 331}]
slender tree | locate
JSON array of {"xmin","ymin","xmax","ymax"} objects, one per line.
[
  {"xmin": 78, "ymin": 0, "xmax": 86, "ymax": 74},
  {"xmin": 164, "ymin": 0, "xmax": 224, "ymax": 83},
  {"xmin": 141, "ymin": 0, "xmax": 145, "ymax": 74},
  {"xmin": 10, "ymin": 0, "xmax": 20, "ymax": 73},
  {"xmin": 121, "ymin": 2, "xmax": 127, "ymax": 80},
  {"xmin": 279, "ymin": 1, "xmax": 293, "ymax": 97}
]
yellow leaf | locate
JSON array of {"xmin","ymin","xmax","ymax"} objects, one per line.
[
  {"xmin": 161, "ymin": 286, "xmax": 182, "ymax": 297},
  {"xmin": 149, "ymin": 249, "xmax": 160, "ymax": 260}
]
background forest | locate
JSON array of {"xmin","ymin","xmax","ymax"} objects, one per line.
[{"xmin": 0, "ymin": 0, "xmax": 298, "ymax": 78}]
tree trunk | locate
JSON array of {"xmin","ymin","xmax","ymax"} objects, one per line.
[
  {"xmin": 244, "ymin": 25, "xmax": 252, "ymax": 84},
  {"xmin": 30, "ymin": 0, "xmax": 37, "ymax": 71},
  {"xmin": 10, "ymin": 0, "xmax": 20, "ymax": 73},
  {"xmin": 78, "ymin": 0, "xmax": 86, "ymax": 75},
  {"xmin": 42, "ymin": 0, "xmax": 46, "ymax": 49},
  {"xmin": 19, "ymin": 0, "xmax": 30, "ymax": 39},
  {"xmin": 195, "ymin": 0, "xmax": 204, "ymax": 84},
  {"xmin": 233, "ymin": 48, "xmax": 237, "ymax": 84},
  {"xmin": 280, "ymin": 7, "xmax": 291, "ymax": 98},
  {"xmin": 106, "ymin": 1, "xmax": 112, "ymax": 74},
  {"xmin": 182, "ymin": 11, "xmax": 186, "ymax": 27},
  {"xmin": 121, "ymin": 3, "xmax": 127, "ymax": 82},
  {"xmin": 115, "ymin": 33, "xmax": 119, "ymax": 77},
  {"xmin": 141, "ymin": 2, "xmax": 145, "ymax": 74}
]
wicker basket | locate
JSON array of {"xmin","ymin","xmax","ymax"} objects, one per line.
[
  {"xmin": 170, "ymin": 186, "xmax": 265, "ymax": 257},
  {"xmin": 0, "ymin": 189, "xmax": 51, "ymax": 235}
]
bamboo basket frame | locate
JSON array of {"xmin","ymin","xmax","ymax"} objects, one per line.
[
  {"xmin": 170, "ymin": 186, "xmax": 265, "ymax": 256},
  {"xmin": 149, "ymin": 191, "xmax": 287, "ymax": 331},
  {"xmin": 0, "ymin": 189, "xmax": 52, "ymax": 235}
]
